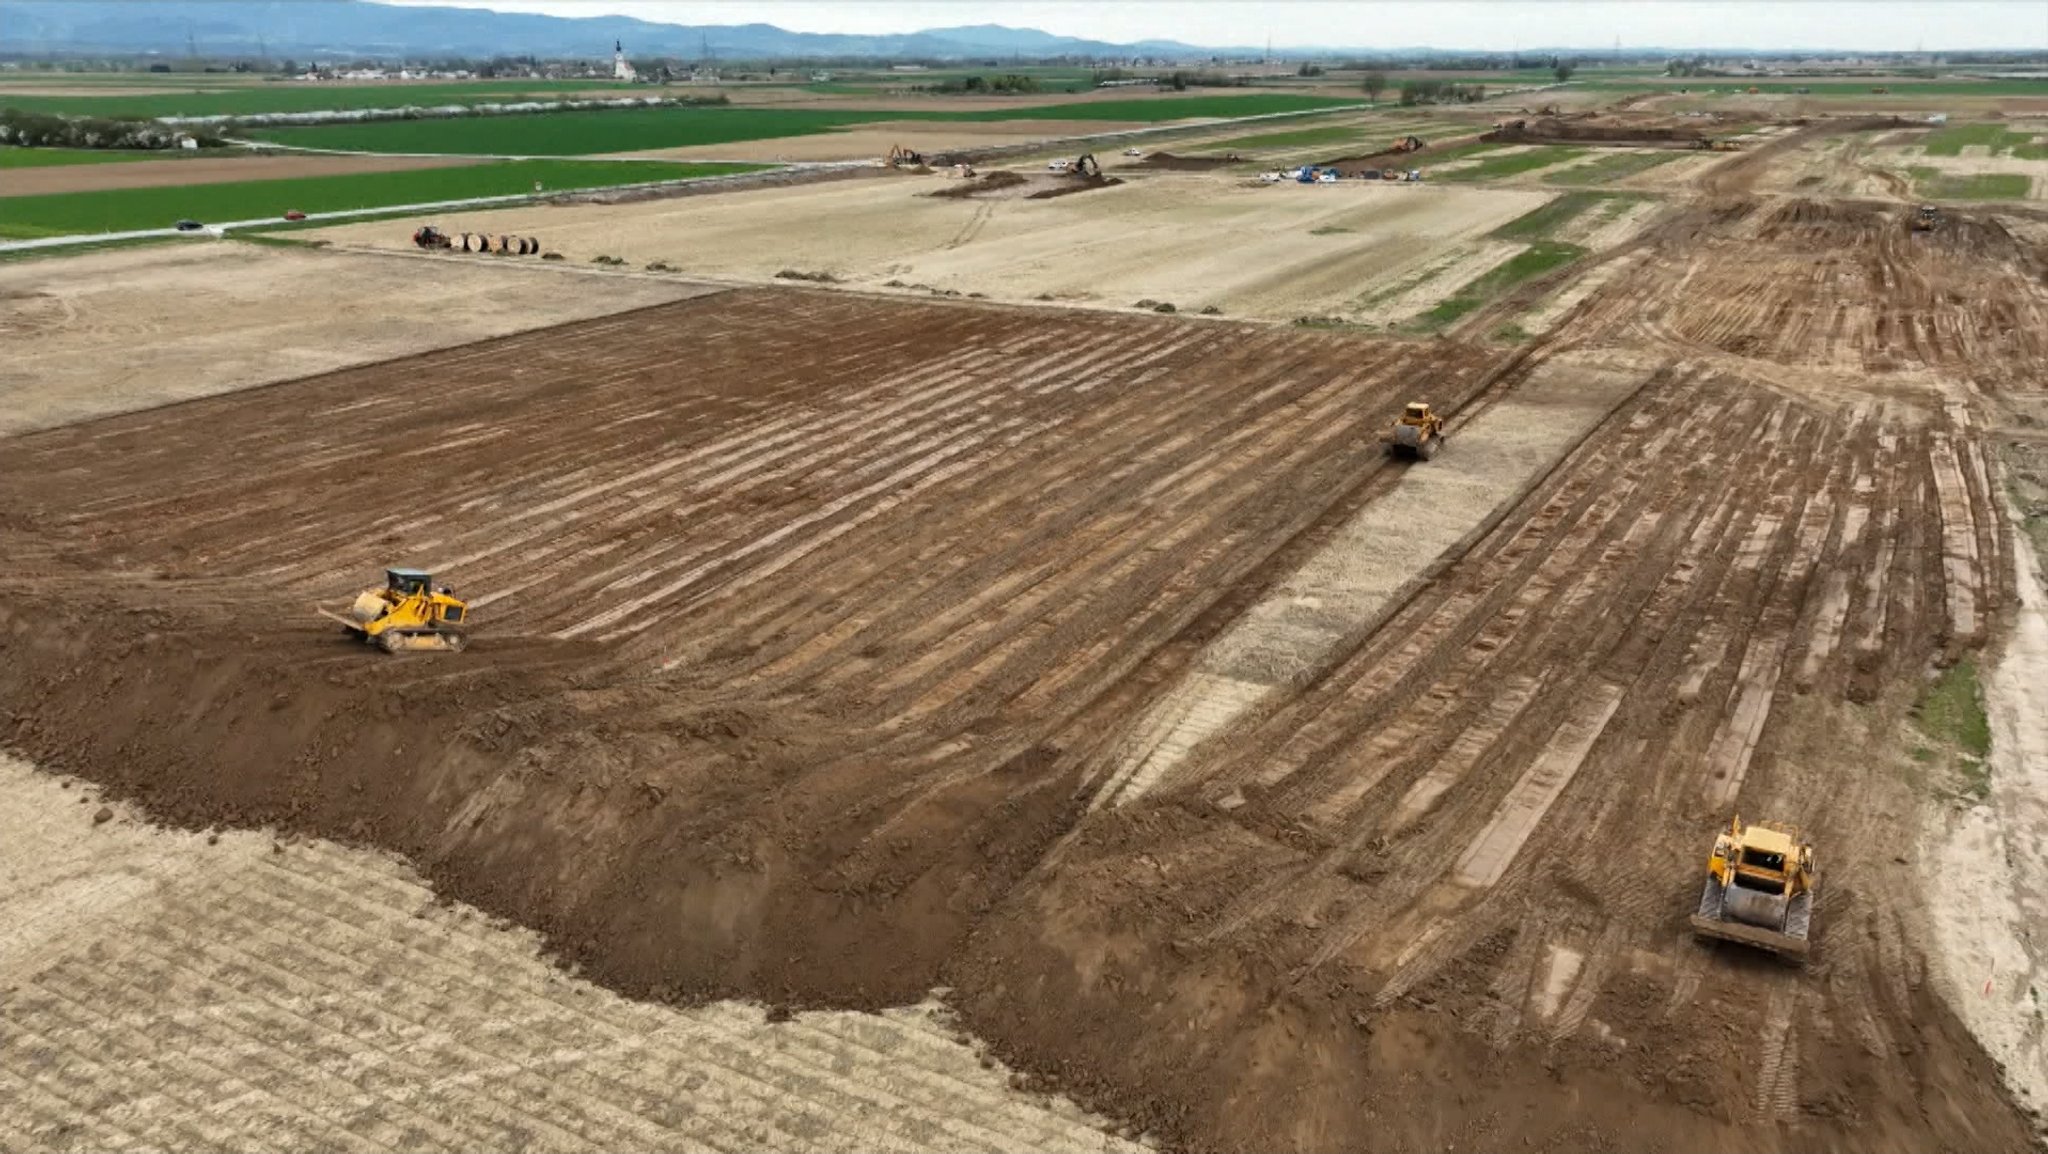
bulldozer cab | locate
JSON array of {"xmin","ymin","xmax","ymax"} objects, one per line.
[
  {"xmin": 1403, "ymin": 402, "xmax": 1432, "ymax": 422},
  {"xmin": 387, "ymin": 568, "xmax": 434, "ymax": 597}
]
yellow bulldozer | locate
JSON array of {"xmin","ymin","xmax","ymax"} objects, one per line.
[
  {"xmin": 1911, "ymin": 204, "xmax": 1940, "ymax": 233},
  {"xmin": 1690, "ymin": 815, "xmax": 1817, "ymax": 959},
  {"xmin": 319, "ymin": 567, "xmax": 471, "ymax": 653},
  {"xmin": 1380, "ymin": 401, "xmax": 1448, "ymax": 460}
]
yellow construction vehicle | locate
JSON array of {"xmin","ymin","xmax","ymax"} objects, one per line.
[
  {"xmin": 886, "ymin": 144, "xmax": 925, "ymax": 168},
  {"xmin": 1380, "ymin": 402, "xmax": 1447, "ymax": 460},
  {"xmin": 1690, "ymin": 815, "xmax": 1817, "ymax": 959},
  {"xmin": 319, "ymin": 567, "xmax": 470, "ymax": 653},
  {"xmin": 1911, "ymin": 204, "xmax": 1940, "ymax": 233}
]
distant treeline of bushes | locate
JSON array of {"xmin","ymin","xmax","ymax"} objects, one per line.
[
  {"xmin": 1399, "ymin": 80, "xmax": 1488, "ymax": 105},
  {"xmin": 923, "ymin": 74, "xmax": 1043, "ymax": 95},
  {"xmin": 0, "ymin": 107, "xmax": 227, "ymax": 150}
]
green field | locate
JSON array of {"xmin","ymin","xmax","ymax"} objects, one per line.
[
  {"xmin": 1920, "ymin": 122, "xmax": 2047, "ymax": 158},
  {"xmin": 0, "ymin": 159, "xmax": 758, "ymax": 239},
  {"xmin": 1907, "ymin": 167, "xmax": 2033, "ymax": 200},
  {"xmin": 0, "ymin": 79, "xmax": 642, "ymax": 119},
  {"xmin": 1579, "ymin": 78, "xmax": 2048, "ymax": 97},
  {"xmin": 1542, "ymin": 150, "xmax": 1687, "ymax": 185},
  {"xmin": 1490, "ymin": 192, "xmax": 1646, "ymax": 240},
  {"xmin": 0, "ymin": 146, "xmax": 187, "ymax": 168},
  {"xmin": 246, "ymin": 94, "xmax": 1365, "ymax": 155},
  {"xmin": 1417, "ymin": 240, "xmax": 1586, "ymax": 329},
  {"xmin": 1434, "ymin": 146, "xmax": 1588, "ymax": 182}
]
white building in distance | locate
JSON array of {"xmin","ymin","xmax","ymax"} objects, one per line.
[{"xmin": 613, "ymin": 41, "xmax": 637, "ymax": 82}]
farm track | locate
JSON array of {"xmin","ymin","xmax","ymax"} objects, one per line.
[{"xmin": 4, "ymin": 147, "xmax": 2048, "ymax": 1151}]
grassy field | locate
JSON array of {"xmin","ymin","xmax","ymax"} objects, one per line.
[
  {"xmin": 247, "ymin": 94, "xmax": 1365, "ymax": 155},
  {"xmin": 1579, "ymin": 78, "xmax": 2048, "ymax": 97},
  {"xmin": 0, "ymin": 79, "xmax": 641, "ymax": 119},
  {"xmin": 1920, "ymin": 122, "xmax": 2048, "ymax": 159},
  {"xmin": 1542, "ymin": 149, "xmax": 1686, "ymax": 185},
  {"xmin": 0, "ymin": 146, "xmax": 188, "ymax": 168},
  {"xmin": 0, "ymin": 159, "xmax": 758, "ymax": 239},
  {"xmin": 1489, "ymin": 192, "xmax": 1644, "ymax": 240},
  {"xmin": 1417, "ymin": 241, "xmax": 1586, "ymax": 329},
  {"xmin": 1908, "ymin": 166, "xmax": 2033, "ymax": 200},
  {"xmin": 1434, "ymin": 146, "xmax": 1588, "ymax": 182}
]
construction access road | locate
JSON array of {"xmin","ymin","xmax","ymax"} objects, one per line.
[{"xmin": 5, "ymin": 123, "xmax": 2048, "ymax": 1150}]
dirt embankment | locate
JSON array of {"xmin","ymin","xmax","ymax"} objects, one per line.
[{"xmin": 1131, "ymin": 151, "xmax": 1241, "ymax": 171}]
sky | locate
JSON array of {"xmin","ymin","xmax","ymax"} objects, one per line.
[{"xmin": 381, "ymin": 1, "xmax": 2048, "ymax": 52}]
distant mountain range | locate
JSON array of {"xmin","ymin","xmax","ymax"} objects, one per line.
[{"xmin": 0, "ymin": 1, "xmax": 1215, "ymax": 60}]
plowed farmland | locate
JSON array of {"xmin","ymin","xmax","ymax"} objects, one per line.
[{"xmin": 6, "ymin": 122, "xmax": 2048, "ymax": 1152}]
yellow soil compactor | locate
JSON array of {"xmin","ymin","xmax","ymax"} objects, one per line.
[
  {"xmin": 320, "ymin": 567, "xmax": 471, "ymax": 653},
  {"xmin": 1690, "ymin": 815, "xmax": 1817, "ymax": 959},
  {"xmin": 1381, "ymin": 402, "xmax": 1448, "ymax": 460}
]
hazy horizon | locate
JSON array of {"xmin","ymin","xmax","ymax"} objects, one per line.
[{"xmin": 379, "ymin": 0, "xmax": 2048, "ymax": 52}]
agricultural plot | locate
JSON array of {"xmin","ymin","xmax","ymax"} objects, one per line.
[
  {"xmin": 301, "ymin": 173, "xmax": 1552, "ymax": 320},
  {"xmin": 0, "ymin": 159, "xmax": 758, "ymax": 238},
  {"xmin": 247, "ymin": 94, "xmax": 1365, "ymax": 156},
  {"xmin": 0, "ymin": 79, "xmax": 639, "ymax": 119}
]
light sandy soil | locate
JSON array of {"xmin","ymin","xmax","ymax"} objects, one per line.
[
  {"xmin": 0, "ymin": 152, "xmax": 485, "ymax": 197},
  {"xmin": 303, "ymin": 173, "xmax": 1553, "ymax": 320},
  {"xmin": 1095, "ymin": 355, "xmax": 1644, "ymax": 807},
  {"xmin": 0, "ymin": 242, "xmax": 715, "ymax": 435},
  {"xmin": 1922, "ymin": 449, "xmax": 2048, "ymax": 1119},
  {"xmin": 0, "ymin": 755, "xmax": 1139, "ymax": 1153},
  {"xmin": 613, "ymin": 120, "xmax": 1146, "ymax": 163},
  {"xmin": 1350, "ymin": 238, "xmax": 1523, "ymax": 326}
]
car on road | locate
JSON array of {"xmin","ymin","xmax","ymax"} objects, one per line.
[
  {"xmin": 283, "ymin": 209, "xmax": 307, "ymax": 222},
  {"xmin": 1122, "ymin": 147, "xmax": 1143, "ymax": 156},
  {"xmin": 174, "ymin": 219, "xmax": 203, "ymax": 232}
]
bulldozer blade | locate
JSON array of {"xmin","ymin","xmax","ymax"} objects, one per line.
[
  {"xmin": 316, "ymin": 606, "xmax": 368, "ymax": 635},
  {"xmin": 1689, "ymin": 913, "xmax": 1811, "ymax": 959}
]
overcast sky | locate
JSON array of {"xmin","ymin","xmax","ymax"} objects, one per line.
[{"xmin": 384, "ymin": 1, "xmax": 2048, "ymax": 52}]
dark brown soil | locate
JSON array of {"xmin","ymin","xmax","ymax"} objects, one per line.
[
  {"xmin": 1028, "ymin": 174, "xmax": 1125, "ymax": 198},
  {"xmin": 927, "ymin": 170, "xmax": 1029, "ymax": 198},
  {"xmin": 1, "ymin": 187, "xmax": 2042, "ymax": 1154}
]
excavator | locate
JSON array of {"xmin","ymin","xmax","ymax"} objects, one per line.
[
  {"xmin": 1690, "ymin": 815, "xmax": 1817, "ymax": 959},
  {"xmin": 1380, "ymin": 402, "xmax": 1447, "ymax": 460},
  {"xmin": 1071, "ymin": 153, "xmax": 1102, "ymax": 178},
  {"xmin": 319, "ymin": 567, "xmax": 471, "ymax": 653},
  {"xmin": 886, "ymin": 144, "xmax": 925, "ymax": 168}
]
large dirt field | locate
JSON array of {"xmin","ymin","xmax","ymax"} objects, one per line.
[
  {"xmin": 7, "ymin": 108, "xmax": 2048, "ymax": 1154},
  {"xmin": 0, "ymin": 242, "xmax": 715, "ymax": 434},
  {"xmin": 0, "ymin": 153, "xmax": 486, "ymax": 197},
  {"xmin": 305, "ymin": 173, "xmax": 1553, "ymax": 319}
]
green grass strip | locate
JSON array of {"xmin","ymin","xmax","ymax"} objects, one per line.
[
  {"xmin": 1433, "ymin": 146, "xmax": 1589, "ymax": 182},
  {"xmin": 0, "ymin": 158, "xmax": 760, "ymax": 239},
  {"xmin": 1414, "ymin": 241, "xmax": 1586, "ymax": 330},
  {"xmin": 1, "ymin": 145, "xmax": 193, "ymax": 168},
  {"xmin": 1907, "ymin": 166, "xmax": 2032, "ymax": 201}
]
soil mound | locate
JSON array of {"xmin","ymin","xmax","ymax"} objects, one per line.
[
  {"xmin": 1028, "ymin": 175, "xmax": 1126, "ymax": 199},
  {"xmin": 927, "ymin": 170, "xmax": 1029, "ymax": 199}
]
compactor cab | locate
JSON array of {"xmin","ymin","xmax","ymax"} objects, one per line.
[
  {"xmin": 1691, "ymin": 815, "xmax": 1817, "ymax": 959},
  {"xmin": 1381, "ymin": 401, "xmax": 1447, "ymax": 460},
  {"xmin": 319, "ymin": 566, "xmax": 471, "ymax": 653}
]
